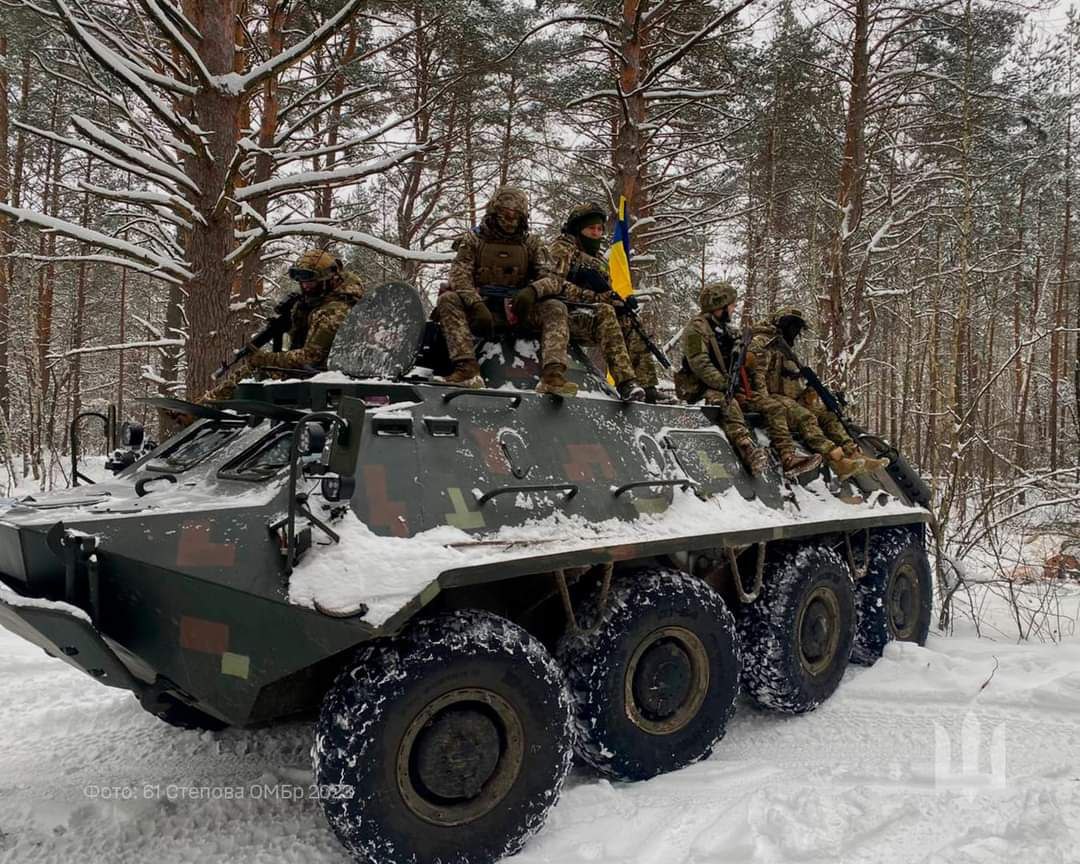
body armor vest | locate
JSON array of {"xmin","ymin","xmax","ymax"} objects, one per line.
[{"xmin": 474, "ymin": 238, "xmax": 530, "ymax": 289}]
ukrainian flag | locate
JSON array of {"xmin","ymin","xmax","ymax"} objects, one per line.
[{"xmin": 608, "ymin": 196, "xmax": 634, "ymax": 299}]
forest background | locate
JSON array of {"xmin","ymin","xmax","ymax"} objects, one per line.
[{"xmin": 0, "ymin": 0, "xmax": 1076, "ymax": 619}]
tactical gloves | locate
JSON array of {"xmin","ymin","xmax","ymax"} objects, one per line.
[
  {"xmin": 511, "ymin": 286, "xmax": 537, "ymax": 321},
  {"xmin": 468, "ymin": 300, "xmax": 495, "ymax": 338}
]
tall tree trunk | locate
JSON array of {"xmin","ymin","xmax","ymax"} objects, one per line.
[
  {"xmin": 70, "ymin": 156, "xmax": 95, "ymax": 425},
  {"xmin": 821, "ymin": 0, "xmax": 869, "ymax": 389},
  {"xmin": 613, "ymin": 1, "xmax": 650, "ymax": 231},
  {"xmin": 1050, "ymin": 69, "xmax": 1071, "ymax": 472},
  {"xmin": 180, "ymin": 0, "xmax": 244, "ymax": 398},
  {"xmin": 0, "ymin": 32, "xmax": 10, "ymax": 421}
]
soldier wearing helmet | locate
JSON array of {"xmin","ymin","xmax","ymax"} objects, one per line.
[
  {"xmin": 676, "ymin": 281, "xmax": 821, "ymax": 477},
  {"xmin": 746, "ymin": 307, "xmax": 887, "ymax": 480},
  {"xmin": 517, "ymin": 201, "xmax": 645, "ymax": 400},
  {"xmin": 435, "ymin": 185, "xmax": 546, "ymax": 389},
  {"xmin": 200, "ymin": 248, "xmax": 365, "ymax": 403}
]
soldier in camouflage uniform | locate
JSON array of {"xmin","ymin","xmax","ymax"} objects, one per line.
[
  {"xmin": 534, "ymin": 202, "xmax": 658, "ymax": 400},
  {"xmin": 200, "ymin": 249, "xmax": 365, "ymax": 403},
  {"xmin": 522, "ymin": 203, "xmax": 644, "ymax": 400},
  {"xmin": 676, "ymin": 282, "xmax": 821, "ymax": 477},
  {"xmin": 747, "ymin": 307, "xmax": 887, "ymax": 480},
  {"xmin": 436, "ymin": 186, "xmax": 550, "ymax": 389}
]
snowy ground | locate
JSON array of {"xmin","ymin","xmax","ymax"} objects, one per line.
[{"xmin": 1, "ymin": 588, "xmax": 1078, "ymax": 864}]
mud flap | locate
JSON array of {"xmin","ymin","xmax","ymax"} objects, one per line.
[{"xmin": 0, "ymin": 585, "xmax": 139, "ymax": 691}]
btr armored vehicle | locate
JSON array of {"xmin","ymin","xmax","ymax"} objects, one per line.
[{"xmin": 0, "ymin": 283, "xmax": 934, "ymax": 864}]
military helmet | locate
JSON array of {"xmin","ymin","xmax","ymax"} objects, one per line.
[
  {"xmin": 771, "ymin": 306, "xmax": 810, "ymax": 334},
  {"xmin": 563, "ymin": 201, "xmax": 607, "ymax": 235},
  {"xmin": 771, "ymin": 306, "xmax": 807, "ymax": 326},
  {"xmin": 699, "ymin": 280, "xmax": 737, "ymax": 312},
  {"xmin": 486, "ymin": 185, "xmax": 530, "ymax": 216},
  {"xmin": 288, "ymin": 249, "xmax": 342, "ymax": 284}
]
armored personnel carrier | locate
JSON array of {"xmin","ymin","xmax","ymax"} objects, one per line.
[{"xmin": 0, "ymin": 283, "xmax": 934, "ymax": 864}]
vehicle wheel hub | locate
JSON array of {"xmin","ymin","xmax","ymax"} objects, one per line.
[
  {"xmin": 625, "ymin": 626, "xmax": 709, "ymax": 736},
  {"xmin": 798, "ymin": 587, "xmax": 841, "ymax": 676},
  {"xmin": 888, "ymin": 563, "xmax": 917, "ymax": 639},
  {"xmin": 398, "ymin": 688, "xmax": 524, "ymax": 827},
  {"xmin": 633, "ymin": 640, "xmax": 693, "ymax": 721},
  {"xmin": 413, "ymin": 707, "xmax": 500, "ymax": 799}
]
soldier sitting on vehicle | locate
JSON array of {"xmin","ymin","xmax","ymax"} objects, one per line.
[
  {"xmin": 676, "ymin": 281, "xmax": 821, "ymax": 477},
  {"xmin": 532, "ymin": 202, "xmax": 658, "ymax": 401},
  {"xmin": 746, "ymin": 307, "xmax": 887, "ymax": 480},
  {"xmin": 201, "ymin": 248, "xmax": 365, "ymax": 403},
  {"xmin": 435, "ymin": 185, "xmax": 549, "ymax": 389},
  {"xmin": 518, "ymin": 202, "xmax": 645, "ymax": 400}
]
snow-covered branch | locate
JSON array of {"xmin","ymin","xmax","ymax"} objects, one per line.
[
  {"xmin": 0, "ymin": 204, "xmax": 191, "ymax": 280},
  {"xmin": 224, "ymin": 0, "xmax": 366, "ymax": 94},
  {"xmin": 61, "ymin": 338, "xmax": 186, "ymax": 359},
  {"xmin": 229, "ymin": 221, "xmax": 454, "ymax": 266},
  {"xmin": 235, "ymin": 144, "xmax": 430, "ymax": 202},
  {"xmin": 52, "ymin": 0, "xmax": 205, "ymax": 145}
]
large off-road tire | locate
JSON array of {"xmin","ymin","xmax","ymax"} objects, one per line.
[
  {"xmin": 313, "ymin": 609, "xmax": 574, "ymax": 864},
  {"xmin": 556, "ymin": 568, "xmax": 741, "ymax": 781},
  {"xmin": 738, "ymin": 543, "xmax": 855, "ymax": 714},
  {"xmin": 851, "ymin": 527, "xmax": 933, "ymax": 665}
]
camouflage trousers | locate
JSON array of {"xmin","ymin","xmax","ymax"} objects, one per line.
[
  {"xmin": 563, "ymin": 304, "xmax": 636, "ymax": 384},
  {"xmin": 733, "ymin": 393, "xmax": 804, "ymax": 456},
  {"xmin": 806, "ymin": 398, "xmax": 853, "ymax": 448},
  {"xmin": 200, "ymin": 362, "xmax": 291, "ymax": 404},
  {"xmin": 437, "ymin": 291, "xmax": 493, "ymax": 363},
  {"xmin": 702, "ymin": 389, "xmax": 755, "ymax": 446},
  {"xmin": 201, "ymin": 362, "xmax": 254, "ymax": 404},
  {"xmin": 437, "ymin": 291, "xmax": 569, "ymax": 373},
  {"xmin": 621, "ymin": 317, "xmax": 659, "ymax": 388},
  {"xmin": 763, "ymin": 394, "xmax": 840, "ymax": 455},
  {"xmin": 437, "ymin": 291, "xmax": 636, "ymax": 384}
]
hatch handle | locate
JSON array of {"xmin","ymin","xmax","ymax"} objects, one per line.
[
  {"xmin": 442, "ymin": 389, "xmax": 522, "ymax": 408},
  {"xmin": 475, "ymin": 483, "xmax": 578, "ymax": 506},
  {"xmin": 611, "ymin": 478, "xmax": 697, "ymax": 497},
  {"xmin": 135, "ymin": 473, "xmax": 177, "ymax": 497}
]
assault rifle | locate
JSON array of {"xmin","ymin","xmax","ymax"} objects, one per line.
[
  {"xmin": 212, "ymin": 292, "xmax": 301, "ymax": 380},
  {"xmin": 726, "ymin": 325, "xmax": 753, "ymax": 403},
  {"xmin": 480, "ymin": 283, "xmax": 593, "ymax": 317},
  {"xmin": 772, "ymin": 336, "xmax": 933, "ymax": 507},
  {"xmin": 565, "ymin": 264, "xmax": 672, "ymax": 369},
  {"xmin": 771, "ymin": 337, "xmax": 852, "ymax": 429}
]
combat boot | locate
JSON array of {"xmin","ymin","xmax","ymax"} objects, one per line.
[
  {"xmin": 617, "ymin": 379, "xmax": 646, "ymax": 402},
  {"xmin": 644, "ymin": 386, "xmax": 677, "ymax": 405},
  {"xmin": 440, "ymin": 359, "xmax": 484, "ymax": 389},
  {"xmin": 733, "ymin": 437, "xmax": 769, "ymax": 477},
  {"xmin": 536, "ymin": 363, "xmax": 578, "ymax": 397},
  {"xmin": 780, "ymin": 450, "xmax": 822, "ymax": 477},
  {"xmin": 826, "ymin": 450, "xmax": 867, "ymax": 481}
]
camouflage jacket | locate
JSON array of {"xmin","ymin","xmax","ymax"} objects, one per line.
[
  {"xmin": 532, "ymin": 233, "xmax": 615, "ymax": 303},
  {"xmin": 748, "ymin": 321, "xmax": 803, "ymax": 399},
  {"xmin": 250, "ymin": 273, "xmax": 365, "ymax": 370},
  {"xmin": 447, "ymin": 219, "xmax": 546, "ymax": 308},
  {"xmin": 681, "ymin": 313, "xmax": 736, "ymax": 393}
]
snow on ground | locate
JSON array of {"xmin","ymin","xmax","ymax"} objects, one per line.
[{"xmin": 1, "ymin": 588, "xmax": 1078, "ymax": 864}]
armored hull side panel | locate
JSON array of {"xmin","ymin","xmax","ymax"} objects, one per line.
[{"xmin": 0, "ymin": 376, "xmax": 929, "ymax": 726}]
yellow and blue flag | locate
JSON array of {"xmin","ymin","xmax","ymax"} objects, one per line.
[{"xmin": 608, "ymin": 196, "xmax": 634, "ymax": 300}]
